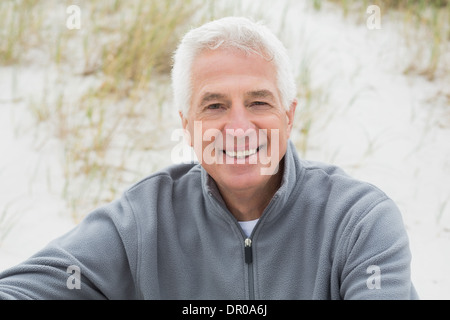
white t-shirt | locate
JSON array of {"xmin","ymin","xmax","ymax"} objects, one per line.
[{"xmin": 238, "ymin": 219, "xmax": 259, "ymax": 238}]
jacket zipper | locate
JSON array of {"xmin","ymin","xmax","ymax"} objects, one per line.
[
  {"xmin": 244, "ymin": 237, "xmax": 254, "ymax": 299},
  {"xmin": 241, "ymin": 196, "xmax": 279, "ymax": 299},
  {"xmin": 207, "ymin": 190, "xmax": 279, "ymax": 300}
]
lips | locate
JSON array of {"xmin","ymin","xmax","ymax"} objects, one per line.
[
  {"xmin": 225, "ymin": 148, "xmax": 257, "ymax": 159},
  {"xmin": 222, "ymin": 145, "xmax": 262, "ymax": 159}
]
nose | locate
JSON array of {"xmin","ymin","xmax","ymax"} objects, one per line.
[
  {"xmin": 223, "ymin": 102, "xmax": 255, "ymax": 133},
  {"xmin": 223, "ymin": 102, "xmax": 258, "ymax": 149}
]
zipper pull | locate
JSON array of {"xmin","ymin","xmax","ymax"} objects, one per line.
[{"xmin": 244, "ymin": 238, "xmax": 253, "ymax": 264}]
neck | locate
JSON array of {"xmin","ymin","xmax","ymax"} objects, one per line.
[{"xmin": 218, "ymin": 162, "xmax": 284, "ymax": 221}]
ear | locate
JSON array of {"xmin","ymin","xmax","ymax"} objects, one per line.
[
  {"xmin": 179, "ymin": 111, "xmax": 192, "ymax": 147},
  {"xmin": 179, "ymin": 111, "xmax": 188, "ymax": 130},
  {"xmin": 286, "ymin": 99, "xmax": 297, "ymax": 137}
]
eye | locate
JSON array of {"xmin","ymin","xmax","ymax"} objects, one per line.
[
  {"xmin": 253, "ymin": 101, "xmax": 267, "ymax": 106},
  {"xmin": 206, "ymin": 103, "xmax": 224, "ymax": 110},
  {"xmin": 250, "ymin": 101, "xmax": 271, "ymax": 109}
]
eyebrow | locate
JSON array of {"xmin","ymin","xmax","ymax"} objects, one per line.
[
  {"xmin": 199, "ymin": 90, "xmax": 276, "ymax": 106},
  {"xmin": 245, "ymin": 89, "xmax": 276, "ymax": 100}
]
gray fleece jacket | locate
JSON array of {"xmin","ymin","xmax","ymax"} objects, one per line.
[{"xmin": 0, "ymin": 140, "xmax": 418, "ymax": 299}]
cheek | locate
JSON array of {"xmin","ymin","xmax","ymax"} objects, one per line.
[
  {"xmin": 264, "ymin": 117, "xmax": 290, "ymax": 157},
  {"xmin": 186, "ymin": 122, "xmax": 221, "ymax": 161},
  {"xmin": 265, "ymin": 116, "xmax": 289, "ymax": 140}
]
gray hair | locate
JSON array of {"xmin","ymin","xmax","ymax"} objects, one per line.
[{"xmin": 171, "ymin": 16, "xmax": 297, "ymax": 115}]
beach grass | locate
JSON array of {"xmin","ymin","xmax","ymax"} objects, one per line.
[
  {"xmin": 314, "ymin": 0, "xmax": 450, "ymax": 80},
  {"xmin": 1, "ymin": 0, "xmax": 209, "ymax": 221}
]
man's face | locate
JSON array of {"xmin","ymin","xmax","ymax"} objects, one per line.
[{"xmin": 181, "ymin": 48, "xmax": 296, "ymax": 193}]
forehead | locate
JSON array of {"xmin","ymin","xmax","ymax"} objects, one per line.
[{"xmin": 190, "ymin": 48, "xmax": 279, "ymax": 99}]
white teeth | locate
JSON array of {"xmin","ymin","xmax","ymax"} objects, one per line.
[{"xmin": 225, "ymin": 148, "xmax": 257, "ymax": 159}]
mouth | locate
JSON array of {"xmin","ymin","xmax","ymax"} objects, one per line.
[{"xmin": 222, "ymin": 145, "xmax": 263, "ymax": 159}]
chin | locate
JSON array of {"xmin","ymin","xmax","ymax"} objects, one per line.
[{"xmin": 213, "ymin": 164, "xmax": 272, "ymax": 190}]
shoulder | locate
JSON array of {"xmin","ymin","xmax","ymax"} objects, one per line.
[
  {"xmin": 297, "ymin": 159, "xmax": 398, "ymax": 227},
  {"xmin": 297, "ymin": 159, "xmax": 409, "ymax": 251},
  {"xmin": 299, "ymin": 159, "xmax": 388, "ymax": 200},
  {"xmin": 300, "ymin": 158, "xmax": 361, "ymax": 181},
  {"xmin": 126, "ymin": 162, "xmax": 202, "ymax": 194},
  {"xmin": 113, "ymin": 162, "xmax": 203, "ymax": 228}
]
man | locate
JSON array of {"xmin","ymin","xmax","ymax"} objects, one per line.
[{"xmin": 0, "ymin": 16, "xmax": 418, "ymax": 299}]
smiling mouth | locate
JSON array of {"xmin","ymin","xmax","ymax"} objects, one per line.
[{"xmin": 223, "ymin": 145, "xmax": 262, "ymax": 159}]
